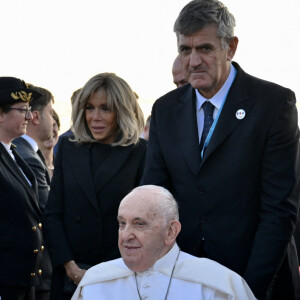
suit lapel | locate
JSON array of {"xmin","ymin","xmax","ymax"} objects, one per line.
[
  {"xmin": 175, "ymin": 86, "xmax": 202, "ymax": 176},
  {"xmin": 94, "ymin": 144, "xmax": 134, "ymax": 194},
  {"xmin": 69, "ymin": 142, "xmax": 101, "ymax": 215},
  {"xmin": 0, "ymin": 144, "xmax": 40, "ymax": 215},
  {"xmin": 201, "ymin": 64, "xmax": 255, "ymax": 165}
]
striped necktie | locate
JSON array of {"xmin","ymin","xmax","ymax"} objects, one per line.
[{"xmin": 199, "ymin": 101, "xmax": 214, "ymax": 150}]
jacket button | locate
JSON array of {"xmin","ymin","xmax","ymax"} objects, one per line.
[
  {"xmin": 33, "ymin": 249, "xmax": 39, "ymax": 254},
  {"xmin": 40, "ymin": 245, "xmax": 45, "ymax": 252},
  {"xmin": 31, "ymin": 273, "xmax": 36, "ymax": 277},
  {"xmin": 32, "ymin": 226, "xmax": 37, "ymax": 231},
  {"xmin": 38, "ymin": 223, "xmax": 42, "ymax": 229},
  {"xmin": 38, "ymin": 269, "xmax": 42, "ymax": 276}
]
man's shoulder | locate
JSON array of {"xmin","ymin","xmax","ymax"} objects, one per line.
[
  {"xmin": 154, "ymin": 84, "xmax": 193, "ymax": 108},
  {"xmin": 234, "ymin": 62, "xmax": 294, "ymax": 96},
  {"xmin": 13, "ymin": 137, "xmax": 35, "ymax": 158},
  {"xmin": 13, "ymin": 136, "xmax": 29, "ymax": 148}
]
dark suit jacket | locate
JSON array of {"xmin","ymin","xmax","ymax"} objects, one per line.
[
  {"xmin": 13, "ymin": 136, "xmax": 52, "ymax": 291},
  {"xmin": 141, "ymin": 62, "xmax": 300, "ymax": 300},
  {"xmin": 43, "ymin": 136, "xmax": 147, "ymax": 298},
  {"xmin": 0, "ymin": 143, "xmax": 43, "ymax": 286},
  {"xmin": 13, "ymin": 136, "xmax": 51, "ymax": 211}
]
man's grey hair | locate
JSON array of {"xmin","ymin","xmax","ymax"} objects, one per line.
[
  {"xmin": 134, "ymin": 185, "xmax": 179, "ymax": 224},
  {"xmin": 174, "ymin": 0, "xmax": 236, "ymax": 49}
]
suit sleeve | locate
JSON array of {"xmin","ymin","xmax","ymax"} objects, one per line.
[
  {"xmin": 24, "ymin": 156, "xmax": 49, "ymax": 212},
  {"xmin": 140, "ymin": 102, "xmax": 172, "ymax": 189},
  {"xmin": 244, "ymin": 89, "xmax": 300, "ymax": 296},
  {"xmin": 43, "ymin": 137, "xmax": 74, "ymax": 268}
]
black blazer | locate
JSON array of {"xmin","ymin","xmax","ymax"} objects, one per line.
[
  {"xmin": 141, "ymin": 62, "xmax": 300, "ymax": 300},
  {"xmin": 13, "ymin": 136, "xmax": 53, "ymax": 291},
  {"xmin": 0, "ymin": 143, "xmax": 44, "ymax": 286},
  {"xmin": 43, "ymin": 137, "xmax": 147, "ymax": 297},
  {"xmin": 13, "ymin": 136, "xmax": 51, "ymax": 211}
]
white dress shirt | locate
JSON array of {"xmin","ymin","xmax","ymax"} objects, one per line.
[{"xmin": 196, "ymin": 64, "xmax": 237, "ymax": 143}]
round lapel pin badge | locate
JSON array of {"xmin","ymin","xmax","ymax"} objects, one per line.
[{"xmin": 236, "ymin": 109, "xmax": 246, "ymax": 120}]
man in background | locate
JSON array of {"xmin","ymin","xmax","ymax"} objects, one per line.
[{"xmin": 172, "ymin": 55, "xmax": 188, "ymax": 88}]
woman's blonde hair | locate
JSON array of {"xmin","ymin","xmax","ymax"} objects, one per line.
[{"xmin": 71, "ymin": 73, "xmax": 144, "ymax": 146}]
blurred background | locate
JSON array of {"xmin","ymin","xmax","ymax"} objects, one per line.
[{"xmin": 1, "ymin": 0, "xmax": 299, "ymax": 132}]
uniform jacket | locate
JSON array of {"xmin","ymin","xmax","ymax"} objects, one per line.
[
  {"xmin": 13, "ymin": 136, "xmax": 52, "ymax": 291},
  {"xmin": 141, "ymin": 62, "xmax": 300, "ymax": 300},
  {"xmin": 43, "ymin": 137, "xmax": 147, "ymax": 297},
  {"xmin": 0, "ymin": 142, "xmax": 44, "ymax": 286}
]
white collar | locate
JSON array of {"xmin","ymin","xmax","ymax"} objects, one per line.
[
  {"xmin": 1, "ymin": 141, "xmax": 15, "ymax": 160},
  {"xmin": 196, "ymin": 63, "xmax": 237, "ymax": 111},
  {"xmin": 136, "ymin": 243, "xmax": 180, "ymax": 276},
  {"xmin": 1, "ymin": 141, "xmax": 11, "ymax": 151}
]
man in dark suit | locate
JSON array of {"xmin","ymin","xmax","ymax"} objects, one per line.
[
  {"xmin": 14, "ymin": 86, "xmax": 54, "ymax": 211},
  {"xmin": 14, "ymin": 85, "xmax": 54, "ymax": 300},
  {"xmin": 141, "ymin": 1, "xmax": 300, "ymax": 299}
]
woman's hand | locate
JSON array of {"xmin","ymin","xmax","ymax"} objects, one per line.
[{"xmin": 64, "ymin": 260, "xmax": 86, "ymax": 285}]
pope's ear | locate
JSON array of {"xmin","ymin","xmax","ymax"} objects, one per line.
[{"xmin": 165, "ymin": 220, "xmax": 181, "ymax": 246}]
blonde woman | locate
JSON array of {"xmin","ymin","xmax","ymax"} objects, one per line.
[{"xmin": 43, "ymin": 73, "xmax": 147, "ymax": 300}]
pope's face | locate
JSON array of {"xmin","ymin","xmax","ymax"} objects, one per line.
[
  {"xmin": 118, "ymin": 191, "xmax": 169, "ymax": 272},
  {"xmin": 178, "ymin": 24, "xmax": 237, "ymax": 99}
]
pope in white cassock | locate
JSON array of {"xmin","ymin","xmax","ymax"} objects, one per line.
[{"xmin": 71, "ymin": 185, "xmax": 256, "ymax": 300}]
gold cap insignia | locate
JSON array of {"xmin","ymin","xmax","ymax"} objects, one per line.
[{"xmin": 11, "ymin": 91, "xmax": 33, "ymax": 102}]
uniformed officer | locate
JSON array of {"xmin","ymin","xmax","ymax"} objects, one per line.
[{"xmin": 0, "ymin": 77, "xmax": 45, "ymax": 300}]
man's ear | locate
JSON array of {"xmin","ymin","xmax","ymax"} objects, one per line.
[
  {"xmin": 165, "ymin": 220, "xmax": 181, "ymax": 246},
  {"xmin": 31, "ymin": 110, "xmax": 40, "ymax": 125},
  {"xmin": 227, "ymin": 36, "xmax": 238, "ymax": 61}
]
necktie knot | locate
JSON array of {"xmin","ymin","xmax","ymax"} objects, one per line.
[{"xmin": 202, "ymin": 101, "xmax": 214, "ymax": 117}]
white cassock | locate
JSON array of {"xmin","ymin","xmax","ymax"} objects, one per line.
[{"xmin": 72, "ymin": 244, "xmax": 256, "ymax": 300}]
